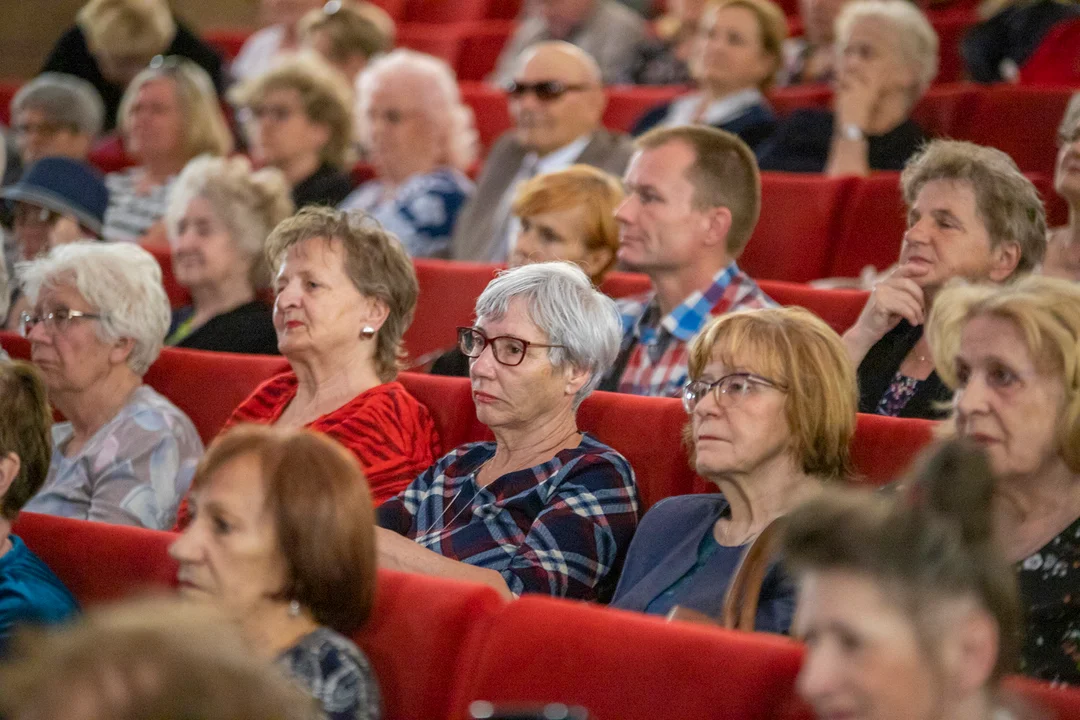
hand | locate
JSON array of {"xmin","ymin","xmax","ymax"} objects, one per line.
[
  {"xmin": 844, "ymin": 263, "xmax": 928, "ymax": 363},
  {"xmin": 834, "ymin": 64, "xmax": 883, "ymax": 133}
]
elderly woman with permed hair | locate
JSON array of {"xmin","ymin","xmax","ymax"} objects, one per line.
[
  {"xmin": 378, "ymin": 262, "xmax": 639, "ymax": 601},
  {"xmin": 9, "ymin": 73, "xmax": 104, "ymax": 167},
  {"xmin": 19, "ymin": 242, "xmax": 203, "ymax": 530},
  {"xmin": 340, "ymin": 49, "xmax": 477, "ymax": 258}
]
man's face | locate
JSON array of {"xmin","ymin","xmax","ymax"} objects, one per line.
[{"xmin": 509, "ymin": 47, "xmax": 603, "ymax": 156}]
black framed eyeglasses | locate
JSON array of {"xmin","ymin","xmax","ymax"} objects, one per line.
[
  {"xmin": 506, "ymin": 81, "xmax": 591, "ymax": 102},
  {"xmin": 20, "ymin": 309, "xmax": 104, "ymax": 337},
  {"xmin": 682, "ymin": 372, "xmax": 787, "ymax": 414},
  {"xmin": 457, "ymin": 326, "xmax": 566, "ymax": 367}
]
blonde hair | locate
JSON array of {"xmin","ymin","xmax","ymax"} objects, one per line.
[
  {"xmin": 687, "ymin": 306, "xmax": 858, "ymax": 479},
  {"xmin": 836, "ymin": 0, "xmax": 939, "ymax": 98},
  {"xmin": 699, "ymin": 0, "xmax": 789, "ymax": 91},
  {"xmin": 166, "ymin": 155, "xmax": 295, "ymax": 289},
  {"xmin": 118, "ymin": 57, "xmax": 234, "ymax": 163},
  {"xmin": 77, "ymin": 0, "xmax": 176, "ymax": 58},
  {"xmin": 927, "ymin": 276, "xmax": 1080, "ymax": 473},
  {"xmin": 231, "ymin": 52, "xmax": 356, "ymax": 170},
  {"xmin": 299, "ymin": 1, "xmax": 393, "ymax": 63}
]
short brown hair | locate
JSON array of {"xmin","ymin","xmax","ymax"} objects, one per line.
[
  {"xmin": 231, "ymin": 53, "xmax": 356, "ymax": 169},
  {"xmin": 0, "ymin": 361, "xmax": 52, "ymax": 520},
  {"xmin": 77, "ymin": 0, "xmax": 176, "ymax": 58},
  {"xmin": 635, "ymin": 126, "xmax": 761, "ymax": 256},
  {"xmin": 901, "ymin": 140, "xmax": 1046, "ymax": 275},
  {"xmin": 687, "ymin": 307, "xmax": 858, "ymax": 480},
  {"xmin": 706, "ymin": 0, "xmax": 788, "ymax": 90},
  {"xmin": 511, "ymin": 164, "xmax": 624, "ymax": 281},
  {"xmin": 192, "ymin": 425, "xmax": 377, "ymax": 634},
  {"xmin": 299, "ymin": 2, "xmax": 391, "ymax": 63},
  {"xmin": 783, "ymin": 440, "xmax": 1022, "ymax": 683},
  {"xmin": 266, "ymin": 206, "xmax": 419, "ymax": 381}
]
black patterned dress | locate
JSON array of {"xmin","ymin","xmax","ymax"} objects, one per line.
[
  {"xmin": 1017, "ymin": 515, "xmax": 1080, "ymax": 685},
  {"xmin": 278, "ymin": 627, "xmax": 383, "ymax": 720}
]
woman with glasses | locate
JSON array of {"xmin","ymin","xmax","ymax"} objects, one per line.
[
  {"xmin": 377, "ymin": 262, "xmax": 639, "ymax": 601},
  {"xmin": 610, "ymin": 306, "xmax": 857, "ymax": 627},
  {"xmin": 18, "ymin": 242, "xmax": 203, "ymax": 530},
  {"xmin": 9, "ymin": 73, "xmax": 104, "ymax": 168}
]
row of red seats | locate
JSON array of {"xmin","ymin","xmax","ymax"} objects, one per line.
[{"xmin": 14, "ymin": 510, "xmax": 1080, "ymax": 720}]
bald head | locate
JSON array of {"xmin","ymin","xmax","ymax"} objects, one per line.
[{"xmin": 515, "ymin": 41, "xmax": 602, "ymax": 86}]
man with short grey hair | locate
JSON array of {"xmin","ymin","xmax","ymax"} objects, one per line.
[{"xmin": 10, "ymin": 73, "xmax": 104, "ymax": 167}]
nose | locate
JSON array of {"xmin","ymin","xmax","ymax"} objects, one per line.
[
  {"xmin": 796, "ymin": 644, "xmax": 842, "ymax": 708},
  {"xmin": 469, "ymin": 341, "xmax": 499, "ymax": 380},
  {"xmin": 954, "ymin": 373, "xmax": 990, "ymax": 423},
  {"xmin": 167, "ymin": 525, "xmax": 201, "ymax": 564},
  {"xmin": 904, "ymin": 216, "xmax": 931, "ymax": 247},
  {"xmin": 275, "ymin": 279, "xmax": 301, "ymax": 309},
  {"xmin": 26, "ymin": 316, "xmax": 51, "ymax": 343},
  {"xmin": 614, "ymin": 194, "xmax": 638, "ymax": 227}
]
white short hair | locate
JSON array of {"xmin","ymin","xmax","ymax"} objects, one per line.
[
  {"xmin": 836, "ymin": 0, "xmax": 939, "ymax": 98},
  {"xmin": 17, "ymin": 242, "xmax": 171, "ymax": 376},
  {"xmin": 474, "ymin": 262, "xmax": 621, "ymax": 409},
  {"xmin": 357, "ymin": 49, "xmax": 479, "ymax": 172}
]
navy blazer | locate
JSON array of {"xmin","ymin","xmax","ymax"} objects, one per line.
[
  {"xmin": 610, "ymin": 494, "xmax": 795, "ymax": 633},
  {"xmin": 631, "ymin": 101, "xmax": 778, "ymax": 151}
]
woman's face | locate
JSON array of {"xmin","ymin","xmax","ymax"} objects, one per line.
[
  {"xmin": 794, "ymin": 569, "xmax": 943, "ymax": 720},
  {"xmin": 169, "ymin": 452, "xmax": 289, "ymax": 623},
  {"xmin": 26, "ymin": 282, "xmax": 118, "ymax": 395},
  {"xmin": 170, "ymin": 195, "xmax": 250, "ymax": 293},
  {"xmin": 13, "ymin": 107, "xmax": 90, "ymax": 166},
  {"xmin": 247, "ymin": 88, "xmax": 329, "ymax": 173},
  {"xmin": 692, "ymin": 5, "xmax": 775, "ymax": 93},
  {"xmin": 469, "ymin": 297, "xmax": 584, "ymax": 432},
  {"xmin": 689, "ymin": 351, "xmax": 792, "ymax": 479},
  {"xmin": 836, "ymin": 17, "xmax": 917, "ymax": 98},
  {"xmin": 366, "ymin": 77, "xmax": 443, "ymax": 182},
  {"xmin": 1054, "ymin": 119, "xmax": 1080, "ymax": 205},
  {"xmin": 273, "ymin": 236, "xmax": 373, "ymax": 359},
  {"xmin": 953, "ymin": 314, "xmax": 1067, "ymax": 481},
  {"xmin": 126, "ymin": 77, "xmax": 186, "ymax": 163},
  {"xmin": 510, "ymin": 205, "xmax": 613, "ymax": 282},
  {"xmin": 899, "ymin": 180, "xmax": 1015, "ymax": 294}
]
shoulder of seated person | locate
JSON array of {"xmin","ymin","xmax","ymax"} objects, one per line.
[{"xmin": 644, "ymin": 493, "xmax": 726, "ymax": 521}]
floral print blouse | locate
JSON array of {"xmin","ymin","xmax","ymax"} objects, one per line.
[{"xmin": 1017, "ymin": 514, "xmax": 1080, "ymax": 684}]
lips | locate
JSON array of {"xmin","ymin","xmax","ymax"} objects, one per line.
[{"xmin": 472, "ymin": 390, "xmax": 499, "ymax": 404}]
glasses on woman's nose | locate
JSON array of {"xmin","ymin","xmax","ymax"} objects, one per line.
[
  {"xmin": 20, "ymin": 308, "xmax": 104, "ymax": 337},
  {"xmin": 243, "ymin": 104, "xmax": 296, "ymax": 124},
  {"xmin": 457, "ymin": 326, "xmax": 567, "ymax": 367},
  {"xmin": 682, "ymin": 372, "xmax": 787, "ymax": 414}
]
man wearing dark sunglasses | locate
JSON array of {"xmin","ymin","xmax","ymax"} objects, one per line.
[{"xmin": 452, "ymin": 42, "xmax": 634, "ymax": 262}]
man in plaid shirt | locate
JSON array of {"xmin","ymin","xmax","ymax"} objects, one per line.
[{"xmin": 601, "ymin": 126, "xmax": 777, "ymax": 398}]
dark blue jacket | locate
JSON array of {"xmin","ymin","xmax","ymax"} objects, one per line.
[{"xmin": 631, "ymin": 101, "xmax": 778, "ymax": 151}]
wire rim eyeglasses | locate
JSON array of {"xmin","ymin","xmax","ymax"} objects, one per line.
[
  {"xmin": 20, "ymin": 309, "xmax": 105, "ymax": 337},
  {"xmin": 681, "ymin": 372, "xmax": 787, "ymax": 414}
]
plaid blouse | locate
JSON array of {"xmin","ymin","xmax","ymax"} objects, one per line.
[
  {"xmin": 377, "ymin": 434, "xmax": 639, "ymax": 601},
  {"xmin": 605, "ymin": 263, "xmax": 777, "ymax": 398}
]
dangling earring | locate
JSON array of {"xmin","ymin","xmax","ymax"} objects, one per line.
[
  {"xmin": 288, "ymin": 599, "xmax": 301, "ymax": 617},
  {"xmin": 361, "ymin": 326, "xmax": 376, "ymax": 339}
]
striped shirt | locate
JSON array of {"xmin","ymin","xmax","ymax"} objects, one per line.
[
  {"xmin": 377, "ymin": 434, "xmax": 640, "ymax": 601},
  {"xmin": 103, "ymin": 168, "xmax": 174, "ymax": 243}
]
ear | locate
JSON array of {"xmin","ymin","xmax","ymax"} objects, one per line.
[
  {"xmin": 987, "ymin": 241, "xmax": 1022, "ymax": 282},
  {"xmin": 701, "ymin": 206, "xmax": 734, "ymax": 253},
  {"xmin": 0, "ymin": 452, "xmax": 21, "ymax": 502},
  {"xmin": 360, "ymin": 296, "xmax": 391, "ymax": 334},
  {"xmin": 108, "ymin": 337, "xmax": 136, "ymax": 367},
  {"xmin": 578, "ymin": 246, "xmax": 616, "ymax": 284},
  {"xmin": 562, "ymin": 362, "xmax": 591, "ymax": 400},
  {"xmin": 940, "ymin": 605, "xmax": 1000, "ymax": 696}
]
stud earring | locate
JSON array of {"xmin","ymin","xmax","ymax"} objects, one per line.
[
  {"xmin": 288, "ymin": 599, "xmax": 301, "ymax": 617},
  {"xmin": 361, "ymin": 326, "xmax": 376, "ymax": 338}
]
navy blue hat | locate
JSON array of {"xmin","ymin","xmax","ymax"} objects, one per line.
[{"xmin": 0, "ymin": 157, "xmax": 109, "ymax": 236}]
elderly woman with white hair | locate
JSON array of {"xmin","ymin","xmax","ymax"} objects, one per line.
[
  {"xmin": 757, "ymin": 0, "xmax": 938, "ymax": 175},
  {"xmin": 339, "ymin": 50, "xmax": 476, "ymax": 258},
  {"xmin": 18, "ymin": 243, "xmax": 203, "ymax": 530},
  {"xmin": 378, "ymin": 262, "xmax": 639, "ymax": 601},
  {"xmin": 9, "ymin": 73, "xmax": 104, "ymax": 167},
  {"xmin": 164, "ymin": 156, "xmax": 294, "ymax": 354}
]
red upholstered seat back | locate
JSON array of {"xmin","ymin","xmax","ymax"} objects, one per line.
[
  {"xmin": 408, "ymin": 258, "xmax": 500, "ymax": 366},
  {"xmin": 850, "ymin": 413, "xmax": 938, "ymax": 487},
  {"xmin": 1018, "ymin": 18, "xmax": 1080, "ymax": 85},
  {"xmin": 460, "ymin": 82, "xmax": 512, "ymax": 151},
  {"xmin": 13, "ymin": 512, "xmax": 177, "ymax": 605},
  {"xmin": 403, "ymin": 0, "xmax": 489, "ymax": 22},
  {"xmin": 449, "ymin": 597, "xmax": 806, "ymax": 720},
  {"xmin": 955, "ymin": 86, "xmax": 1076, "ymax": 173},
  {"xmin": 828, "ymin": 172, "xmax": 907, "ymax": 278},
  {"xmin": 398, "ymin": 371, "xmax": 490, "ymax": 452},
  {"xmin": 455, "ymin": 21, "xmax": 516, "ymax": 82},
  {"xmin": 603, "ymin": 85, "xmax": 688, "ymax": 133},
  {"xmin": 758, "ymin": 279, "xmax": 867, "ymax": 334},
  {"xmin": 142, "ymin": 242, "xmax": 191, "ymax": 308},
  {"xmin": 599, "ymin": 270, "xmax": 653, "ymax": 298}
]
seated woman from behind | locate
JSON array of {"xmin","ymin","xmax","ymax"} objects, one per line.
[
  {"xmin": 757, "ymin": 0, "xmax": 937, "ymax": 175},
  {"xmin": 1043, "ymin": 93, "xmax": 1080, "ymax": 282},
  {"xmin": 785, "ymin": 441, "xmax": 1025, "ymax": 720},
  {"xmin": 340, "ymin": 49, "xmax": 476, "ymax": 258},
  {"xmin": 611, "ymin": 307, "xmax": 857, "ymax": 628},
  {"xmin": 171, "ymin": 426, "xmax": 381, "ymax": 720},
  {"xmin": 0, "ymin": 361, "xmax": 79, "ymax": 646},
  {"xmin": 20, "ymin": 243, "xmax": 203, "ymax": 530},
  {"xmin": 378, "ymin": 263, "xmax": 639, "ymax": 601},
  {"xmin": 164, "ymin": 155, "xmax": 294, "ymax": 354},
  {"xmin": 927, "ymin": 275, "xmax": 1080, "ymax": 684}
]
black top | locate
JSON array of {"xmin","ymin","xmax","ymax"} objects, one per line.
[
  {"xmin": 41, "ymin": 22, "xmax": 225, "ymax": 131},
  {"xmin": 293, "ymin": 164, "xmax": 354, "ymax": 209},
  {"xmin": 856, "ymin": 320, "xmax": 952, "ymax": 420},
  {"xmin": 631, "ymin": 102, "xmax": 778, "ymax": 151},
  {"xmin": 962, "ymin": 1, "xmax": 1080, "ymax": 83},
  {"xmin": 756, "ymin": 109, "xmax": 927, "ymax": 173},
  {"xmin": 168, "ymin": 301, "xmax": 279, "ymax": 355},
  {"xmin": 430, "ymin": 347, "xmax": 470, "ymax": 378}
]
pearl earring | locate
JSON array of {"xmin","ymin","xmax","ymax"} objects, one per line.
[
  {"xmin": 361, "ymin": 326, "xmax": 376, "ymax": 338},
  {"xmin": 288, "ymin": 599, "xmax": 301, "ymax": 617}
]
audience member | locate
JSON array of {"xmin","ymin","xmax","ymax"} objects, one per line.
[
  {"xmin": 171, "ymin": 426, "xmax": 382, "ymax": 720},
  {"xmin": 299, "ymin": 0, "xmax": 394, "ymax": 87},
  {"xmin": 341, "ymin": 50, "xmax": 476, "ymax": 258},
  {"xmin": 784, "ymin": 441, "xmax": 1023, "ymax": 720},
  {"xmin": 378, "ymin": 263, "xmax": 639, "ymax": 601},
  {"xmin": 9, "ymin": 73, "xmax": 104, "ymax": 167},
  {"xmin": 602, "ymin": 126, "xmax": 777, "ymax": 398},
  {"xmin": 432, "ymin": 164, "xmax": 623, "ymax": 377},
  {"xmin": 632, "ymin": 0, "xmax": 786, "ymax": 151},
  {"xmin": 452, "ymin": 42, "xmax": 633, "ymax": 262},
  {"xmin": 19, "ymin": 242, "xmax": 203, "ymax": 529},
  {"xmin": 927, "ymin": 275, "xmax": 1080, "ymax": 684},
  {"xmin": 163, "ymin": 155, "xmax": 293, "ymax": 354},
  {"xmin": 757, "ymin": 0, "xmax": 937, "ymax": 175},
  {"xmin": 175, "ymin": 206, "xmax": 437, "ymax": 521},
  {"xmin": 843, "ymin": 140, "xmax": 1045, "ymax": 420},
  {"xmin": 232, "ymin": 53, "xmax": 356, "ymax": 210},
  {"xmin": 0, "ymin": 599, "xmax": 322, "ymax": 720},
  {"xmin": 612, "ymin": 307, "xmax": 857, "ymax": 626},
  {"xmin": 776, "ymin": 0, "xmax": 852, "ymax": 85},
  {"xmin": 962, "ymin": 0, "xmax": 1080, "ymax": 83},
  {"xmin": 1044, "ymin": 94, "xmax": 1080, "ymax": 282},
  {"xmin": 104, "ymin": 57, "xmax": 233, "ymax": 244},
  {"xmin": 0, "ymin": 361, "xmax": 79, "ymax": 645},
  {"xmin": 41, "ymin": 0, "xmax": 225, "ymax": 130},
  {"xmin": 618, "ymin": 0, "xmax": 707, "ymax": 86},
  {"xmin": 492, "ymin": 0, "xmax": 647, "ymax": 86}
]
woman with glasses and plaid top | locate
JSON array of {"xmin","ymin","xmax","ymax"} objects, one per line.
[
  {"xmin": 610, "ymin": 307, "xmax": 857, "ymax": 628},
  {"xmin": 377, "ymin": 262, "xmax": 639, "ymax": 602}
]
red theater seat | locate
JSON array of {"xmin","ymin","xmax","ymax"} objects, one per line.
[
  {"xmin": 460, "ymin": 82, "xmax": 512, "ymax": 151},
  {"xmin": 88, "ymin": 133, "xmax": 136, "ymax": 175},
  {"xmin": 1018, "ymin": 17, "xmax": 1080, "ymax": 86},
  {"xmin": 397, "ymin": 23, "xmax": 463, "ymax": 65},
  {"xmin": 931, "ymin": 10, "xmax": 978, "ymax": 83},
  {"xmin": 599, "ymin": 270, "xmax": 652, "ymax": 298},
  {"xmin": 399, "ymin": 371, "xmax": 489, "ymax": 452},
  {"xmin": 486, "ymin": 0, "xmax": 523, "ymax": 19},
  {"xmin": 408, "ymin": 258, "xmax": 499, "ymax": 365},
  {"xmin": 827, "ymin": 172, "xmax": 907, "ymax": 279},
  {"xmin": 954, "ymin": 86, "xmax": 1075, "ymax": 173},
  {"xmin": 203, "ymin": 28, "xmax": 251, "ymax": 62},
  {"xmin": 455, "ymin": 21, "xmax": 516, "ymax": 82},
  {"xmin": 758, "ymin": 279, "xmax": 868, "ymax": 334},
  {"xmin": 404, "ymin": 0, "xmax": 489, "ymax": 23},
  {"xmin": 142, "ymin": 243, "xmax": 191, "ymax": 309},
  {"xmin": 603, "ymin": 85, "xmax": 688, "ymax": 134},
  {"xmin": 369, "ymin": 0, "xmax": 407, "ymax": 20},
  {"xmin": 0, "ymin": 79, "xmax": 20, "ymax": 125},
  {"xmin": 768, "ymin": 84, "xmax": 832, "ymax": 117},
  {"xmin": 850, "ymin": 413, "xmax": 937, "ymax": 486}
]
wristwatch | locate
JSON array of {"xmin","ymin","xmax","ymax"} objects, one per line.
[{"xmin": 840, "ymin": 123, "xmax": 866, "ymax": 141}]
